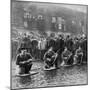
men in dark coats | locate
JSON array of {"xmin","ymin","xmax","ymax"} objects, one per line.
[
  {"xmin": 31, "ymin": 39, "xmax": 38, "ymax": 59},
  {"xmin": 65, "ymin": 35, "xmax": 74, "ymax": 52},
  {"xmin": 18, "ymin": 34, "xmax": 32, "ymax": 54},
  {"xmin": 80, "ymin": 37, "xmax": 87, "ymax": 63},
  {"xmin": 47, "ymin": 38, "xmax": 56, "ymax": 51},
  {"xmin": 54, "ymin": 36, "xmax": 65, "ymax": 66},
  {"xmin": 55, "ymin": 36, "xmax": 64, "ymax": 52}
]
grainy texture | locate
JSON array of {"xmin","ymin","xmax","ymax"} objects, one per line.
[
  {"xmin": 11, "ymin": 0, "xmax": 88, "ymax": 89},
  {"xmin": 12, "ymin": 61, "xmax": 87, "ymax": 89}
]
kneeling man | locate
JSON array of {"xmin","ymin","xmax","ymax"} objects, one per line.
[
  {"xmin": 61, "ymin": 47, "xmax": 72, "ymax": 66},
  {"xmin": 74, "ymin": 46, "xmax": 83, "ymax": 65},
  {"xmin": 43, "ymin": 47, "xmax": 58, "ymax": 69}
]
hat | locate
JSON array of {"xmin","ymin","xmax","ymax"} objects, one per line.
[{"xmin": 21, "ymin": 49, "xmax": 27, "ymax": 53}]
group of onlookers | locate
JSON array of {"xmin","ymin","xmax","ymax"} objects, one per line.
[
  {"xmin": 17, "ymin": 32, "xmax": 87, "ymax": 65},
  {"xmin": 16, "ymin": 32, "xmax": 87, "ymax": 73}
]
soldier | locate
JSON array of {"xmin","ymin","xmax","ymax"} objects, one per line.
[
  {"xmin": 74, "ymin": 46, "xmax": 83, "ymax": 65},
  {"xmin": 16, "ymin": 50, "xmax": 33, "ymax": 74},
  {"xmin": 43, "ymin": 47, "xmax": 58, "ymax": 69},
  {"xmin": 61, "ymin": 47, "xmax": 72, "ymax": 66}
]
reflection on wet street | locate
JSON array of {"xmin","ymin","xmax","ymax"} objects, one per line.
[{"xmin": 12, "ymin": 61, "xmax": 87, "ymax": 89}]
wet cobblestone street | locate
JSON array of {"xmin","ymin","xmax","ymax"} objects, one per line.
[{"xmin": 11, "ymin": 61, "xmax": 87, "ymax": 89}]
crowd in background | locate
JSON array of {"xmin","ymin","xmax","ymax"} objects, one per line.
[{"xmin": 14, "ymin": 31, "xmax": 87, "ymax": 65}]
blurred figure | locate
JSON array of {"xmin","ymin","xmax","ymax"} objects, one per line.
[
  {"xmin": 18, "ymin": 33, "xmax": 32, "ymax": 53},
  {"xmin": 74, "ymin": 46, "xmax": 83, "ymax": 65},
  {"xmin": 80, "ymin": 36, "xmax": 87, "ymax": 63},
  {"xmin": 16, "ymin": 50, "xmax": 33, "ymax": 74},
  {"xmin": 31, "ymin": 39, "xmax": 38, "ymax": 59},
  {"xmin": 65, "ymin": 35, "xmax": 74, "ymax": 52},
  {"xmin": 43, "ymin": 47, "xmax": 58, "ymax": 69},
  {"xmin": 61, "ymin": 47, "xmax": 72, "ymax": 66}
]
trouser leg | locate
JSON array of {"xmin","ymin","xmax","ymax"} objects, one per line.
[
  {"xmin": 19, "ymin": 66, "xmax": 25, "ymax": 74},
  {"xmin": 25, "ymin": 64, "xmax": 32, "ymax": 74},
  {"xmin": 67, "ymin": 55, "xmax": 73, "ymax": 65},
  {"xmin": 77, "ymin": 55, "xmax": 82, "ymax": 65},
  {"xmin": 55, "ymin": 57, "xmax": 59, "ymax": 68}
]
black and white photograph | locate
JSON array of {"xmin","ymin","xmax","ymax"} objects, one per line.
[{"xmin": 11, "ymin": 0, "xmax": 88, "ymax": 89}]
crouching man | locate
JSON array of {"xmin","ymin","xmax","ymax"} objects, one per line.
[
  {"xmin": 74, "ymin": 46, "xmax": 83, "ymax": 65},
  {"xmin": 43, "ymin": 47, "xmax": 58, "ymax": 69},
  {"xmin": 61, "ymin": 47, "xmax": 72, "ymax": 66},
  {"xmin": 16, "ymin": 49, "xmax": 33, "ymax": 74}
]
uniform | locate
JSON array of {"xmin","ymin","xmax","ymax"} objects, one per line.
[
  {"xmin": 44, "ymin": 50, "xmax": 57, "ymax": 68},
  {"xmin": 61, "ymin": 48, "xmax": 72, "ymax": 65},
  {"xmin": 74, "ymin": 47, "xmax": 83, "ymax": 65},
  {"xmin": 16, "ymin": 53, "xmax": 32, "ymax": 74}
]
